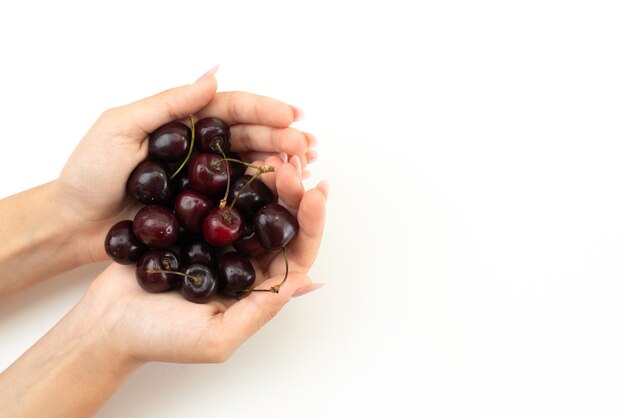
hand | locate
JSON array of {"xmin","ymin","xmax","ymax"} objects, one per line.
[
  {"xmin": 55, "ymin": 71, "xmax": 315, "ymax": 264},
  {"xmin": 81, "ymin": 156, "xmax": 327, "ymax": 363}
]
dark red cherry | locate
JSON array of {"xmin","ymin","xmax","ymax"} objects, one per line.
[
  {"xmin": 133, "ymin": 205, "xmax": 179, "ymax": 248},
  {"xmin": 148, "ymin": 121, "xmax": 191, "ymax": 162},
  {"xmin": 174, "ymin": 190, "xmax": 214, "ymax": 234},
  {"xmin": 217, "ymin": 252, "xmax": 256, "ymax": 297},
  {"xmin": 180, "ymin": 263, "xmax": 219, "ymax": 303},
  {"xmin": 202, "ymin": 206, "xmax": 243, "ymax": 246},
  {"xmin": 254, "ymin": 203, "xmax": 299, "ymax": 250},
  {"xmin": 172, "ymin": 171, "xmax": 190, "ymax": 195},
  {"xmin": 226, "ymin": 152, "xmax": 246, "ymax": 180},
  {"xmin": 228, "ymin": 175, "xmax": 275, "ymax": 220},
  {"xmin": 188, "ymin": 153, "xmax": 229, "ymax": 197},
  {"xmin": 233, "ymin": 223, "xmax": 266, "ymax": 257},
  {"xmin": 127, "ymin": 160, "xmax": 173, "ymax": 205},
  {"xmin": 196, "ymin": 117, "xmax": 231, "ymax": 154},
  {"xmin": 104, "ymin": 220, "xmax": 147, "ymax": 264},
  {"xmin": 136, "ymin": 249, "xmax": 180, "ymax": 292},
  {"xmin": 180, "ymin": 239, "xmax": 217, "ymax": 267}
]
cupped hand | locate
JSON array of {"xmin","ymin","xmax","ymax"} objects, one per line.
[
  {"xmin": 81, "ymin": 157, "xmax": 327, "ymax": 364},
  {"xmin": 55, "ymin": 71, "xmax": 315, "ymax": 264}
]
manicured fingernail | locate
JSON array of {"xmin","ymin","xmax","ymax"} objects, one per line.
[
  {"xmin": 279, "ymin": 152, "xmax": 289, "ymax": 163},
  {"xmin": 291, "ymin": 155, "xmax": 302, "ymax": 179},
  {"xmin": 292, "ymin": 283, "xmax": 325, "ymax": 297},
  {"xmin": 306, "ymin": 149, "xmax": 317, "ymax": 163},
  {"xmin": 305, "ymin": 133, "xmax": 317, "ymax": 147},
  {"xmin": 317, "ymin": 180, "xmax": 329, "ymax": 197},
  {"xmin": 195, "ymin": 64, "xmax": 220, "ymax": 83},
  {"xmin": 292, "ymin": 106, "xmax": 305, "ymax": 122}
]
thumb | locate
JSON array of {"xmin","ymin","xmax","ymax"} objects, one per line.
[{"xmin": 110, "ymin": 73, "xmax": 218, "ymax": 137}]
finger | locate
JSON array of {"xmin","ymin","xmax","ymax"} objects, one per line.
[
  {"xmin": 107, "ymin": 76, "xmax": 218, "ymax": 137},
  {"xmin": 248, "ymin": 156, "xmax": 284, "ymax": 196},
  {"xmin": 288, "ymin": 181, "xmax": 328, "ymax": 271},
  {"xmin": 197, "ymin": 91, "xmax": 300, "ymax": 128},
  {"xmin": 230, "ymin": 125, "xmax": 310, "ymax": 156},
  {"xmin": 275, "ymin": 157, "xmax": 305, "ymax": 215},
  {"xmin": 239, "ymin": 150, "xmax": 312, "ymax": 170},
  {"xmin": 218, "ymin": 272, "xmax": 311, "ymax": 350}
]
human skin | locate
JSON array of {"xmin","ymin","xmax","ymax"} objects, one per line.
[{"xmin": 0, "ymin": 69, "xmax": 326, "ymax": 417}]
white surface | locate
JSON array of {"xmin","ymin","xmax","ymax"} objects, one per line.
[{"xmin": 1, "ymin": 1, "xmax": 626, "ymax": 417}]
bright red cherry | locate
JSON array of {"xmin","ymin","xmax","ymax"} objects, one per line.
[{"xmin": 202, "ymin": 206, "xmax": 243, "ymax": 246}]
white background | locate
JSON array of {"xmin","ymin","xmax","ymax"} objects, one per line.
[{"xmin": 1, "ymin": 1, "xmax": 626, "ymax": 417}]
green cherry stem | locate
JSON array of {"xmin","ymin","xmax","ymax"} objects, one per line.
[
  {"xmin": 219, "ymin": 158, "xmax": 275, "ymax": 173},
  {"xmin": 215, "ymin": 142, "xmax": 231, "ymax": 209},
  {"xmin": 228, "ymin": 170, "xmax": 262, "ymax": 211},
  {"xmin": 145, "ymin": 269, "xmax": 202, "ymax": 286},
  {"xmin": 237, "ymin": 247, "xmax": 289, "ymax": 296},
  {"xmin": 170, "ymin": 115, "xmax": 196, "ymax": 179}
]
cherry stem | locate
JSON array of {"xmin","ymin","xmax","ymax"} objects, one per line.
[
  {"xmin": 145, "ymin": 269, "xmax": 202, "ymax": 286},
  {"xmin": 237, "ymin": 248, "xmax": 289, "ymax": 296},
  {"xmin": 218, "ymin": 158, "xmax": 274, "ymax": 174},
  {"xmin": 228, "ymin": 170, "xmax": 262, "ymax": 211},
  {"xmin": 170, "ymin": 115, "xmax": 195, "ymax": 179},
  {"xmin": 215, "ymin": 142, "xmax": 230, "ymax": 209}
]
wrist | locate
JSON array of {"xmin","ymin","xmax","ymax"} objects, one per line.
[
  {"xmin": 0, "ymin": 287, "xmax": 143, "ymax": 417},
  {"xmin": 72, "ymin": 286, "xmax": 146, "ymax": 372},
  {"xmin": 49, "ymin": 179, "xmax": 107, "ymax": 265}
]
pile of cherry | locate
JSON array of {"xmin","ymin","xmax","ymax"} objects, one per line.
[{"xmin": 104, "ymin": 116, "xmax": 298, "ymax": 303}]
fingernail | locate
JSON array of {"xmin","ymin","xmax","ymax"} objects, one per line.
[
  {"xmin": 292, "ymin": 283, "xmax": 325, "ymax": 297},
  {"xmin": 317, "ymin": 180, "xmax": 329, "ymax": 197},
  {"xmin": 292, "ymin": 106, "xmax": 305, "ymax": 122},
  {"xmin": 306, "ymin": 149, "xmax": 318, "ymax": 163},
  {"xmin": 305, "ymin": 133, "xmax": 317, "ymax": 147},
  {"xmin": 279, "ymin": 152, "xmax": 289, "ymax": 163},
  {"xmin": 195, "ymin": 64, "xmax": 220, "ymax": 83},
  {"xmin": 291, "ymin": 155, "xmax": 302, "ymax": 179},
  {"xmin": 302, "ymin": 169, "xmax": 311, "ymax": 180}
]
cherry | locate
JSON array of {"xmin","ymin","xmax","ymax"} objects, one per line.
[
  {"xmin": 180, "ymin": 239, "xmax": 217, "ymax": 267},
  {"xmin": 104, "ymin": 220, "xmax": 146, "ymax": 264},
  {"xmin": 174, "ymin": 190, "xmax": 214, "ymax": 234},
  {"xmin": 217, "ymin": 252, "xmax": 256, "ymax": 297},
  {"xmin": 202, "ymin": 206, "xmax": 244, "ymax": 246},
  {"xmin": 136, "ymin": 249, "xmax": 180, "ymax": 292},
  {"xmin": 233, "ymin": 223, "xmax": 266, "ymax": 257},
  {"xmin": 188, "ymin": 152, "xmax": 229, "ymax": 197},
  {"xmin": 127, "ymin": 160, "xmax": 173, "ymax": 205},
  {"xmin": 148, "ymin": 121, "xmax": 190, "ymax": 162},
  {"xmin": 226, "ymin": 152, "xmax": 246, "ymax": 180},
  {"xmin": 180, "ymin": 263, "xmax": 219, "ymax": 303},
  {"xmin": 254, "ymin": 203, "xmax": 299, "ymax": 250},
  {"xmin": 196, "ymin": 117, "xmax": 231, "ymax": 154},
  {"xmin": 133, "ymin": 205, "xmax": 179, "ymax": 248},
  {"xmin": 228, "ymin": 175, "xmax": 274, "ymax": 220},
  {"xmin": 172, "ymin": 171, "xmax": 190, "ymax": 195}
]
